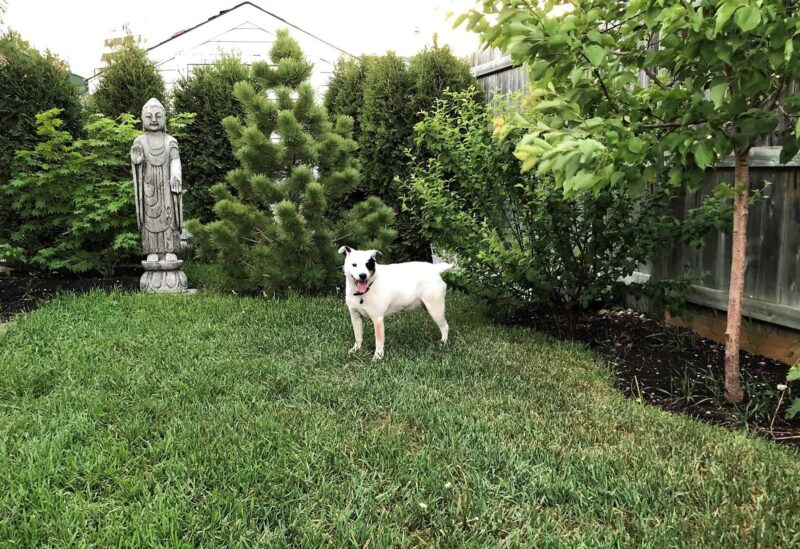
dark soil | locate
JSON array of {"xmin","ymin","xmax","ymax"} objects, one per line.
[
  {"xmin": 0, "ymin": 272, "xmax": 139, "ymax": 322},
  {"xmin": 502, "ymin": 306, "xmax": 800, "ymax": 449}
]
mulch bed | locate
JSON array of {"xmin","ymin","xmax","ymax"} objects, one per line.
[
  {"xmin": 0, "ymin": 272, "xmax": 139, "ymax": 322},
  {"xmin": 502, "ymin": 306, "xmax": 800, "ymax": 449}
]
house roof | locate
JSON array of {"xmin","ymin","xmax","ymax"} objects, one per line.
[
  {"xmin": 147, "ymin": 1, "xmax": 355, "ymax": 58},
  {"xmin": 87, "ymin": 1, "xmax": 354, "ymax": 82}
]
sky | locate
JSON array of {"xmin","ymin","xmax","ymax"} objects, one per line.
[{"xmin": 2, "ymin": 0, "xmax": 482, "ymax": 77}]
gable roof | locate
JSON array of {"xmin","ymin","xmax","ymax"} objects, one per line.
[{"xmin": 148, "ymin": 1, "xmax": 355, "ymax": 58}]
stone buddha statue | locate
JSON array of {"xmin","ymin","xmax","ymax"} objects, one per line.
[{"xmin": 131, "ymin": 98, "xmax": 188, "ymax": 292}]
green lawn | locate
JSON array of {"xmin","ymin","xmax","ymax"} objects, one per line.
[{"xmin": 1, "ymin": 291, "xmax": 798, "ymax": 547}]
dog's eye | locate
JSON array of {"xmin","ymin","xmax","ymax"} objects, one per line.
[{"xmin": 352, "ymin": 263, "xmax": 356, "ymax": 267}]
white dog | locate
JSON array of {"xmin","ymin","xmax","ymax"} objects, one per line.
[{"xmin": 339, "ymin": 246, "xmax": 453, "ymax": 360}]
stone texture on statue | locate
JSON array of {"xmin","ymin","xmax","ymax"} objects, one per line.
[{"xmin": 131, "ymin": 98, "xmax": 189, "ymax": 293}]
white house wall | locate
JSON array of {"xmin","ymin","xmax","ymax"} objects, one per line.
[{"xmin": 89, "ymin": 3, "xmax": 344, "ymax": 98}]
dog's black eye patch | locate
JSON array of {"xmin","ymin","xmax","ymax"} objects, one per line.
[{"xmin": 366, "ymin": 257, "xmax": 375, "ymax": 272}]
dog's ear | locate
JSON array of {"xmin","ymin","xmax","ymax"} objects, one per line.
[
  {"xmin": 369, "ymin": 249, "xmax": 382, "ymax": 258},
  {"xmin": 338, "ymin": 245, "xmax": 352, "ymax": 255}
]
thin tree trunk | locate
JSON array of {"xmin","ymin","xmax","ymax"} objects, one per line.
[
  {"xmin": 724, "ymin": 147, "xmax": 749, "ymax": 404},
  {"xmin": 566, "ymin": 307, "xmax": 577, "ymax": 339}
]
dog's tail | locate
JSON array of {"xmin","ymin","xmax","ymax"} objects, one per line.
[{"xmin": 434, "ymin": 262, "xmax": 454, "ymax": 274}]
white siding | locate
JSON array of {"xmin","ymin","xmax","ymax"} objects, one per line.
[{"xmin": 88, "ymin": 3, "xmax": 344, "ymax": 99}]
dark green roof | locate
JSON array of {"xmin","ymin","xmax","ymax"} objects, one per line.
[{"xmin": 69, "ymin": 72, "xmax": 88, "ymax": 94}]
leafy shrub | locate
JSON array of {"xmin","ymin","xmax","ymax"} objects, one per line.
[
  {"xmin": 92, "ymin": 41, "xmax": 166, "ymax": 119},
  {"xmin": 0, "ymin": 109, "xmax": 194, "ymax": 276},
  {"xmin": 187, "ymin": 29, "xmax": 395, "ymax": 295},
  {"xmin": 0, "ymin": 31, "xmax": 83, "ymax": 239},
  {"xmin": 404, "ymin": 91, "xmax": 725, "ymax": 323},
  {"xmin": 172, "ymin": 55, "xmax": 251, "ymax": 222}
]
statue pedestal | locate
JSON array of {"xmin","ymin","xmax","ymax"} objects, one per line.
[{"xmin": 140, "ymin": 259, "xmax": 189, "ymax": 293}]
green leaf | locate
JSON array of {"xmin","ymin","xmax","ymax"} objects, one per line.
[
  {"xmin": 451, "ymin": 13, "xmax": 469, "ymax": 29},
  {"xmin": 709, "ymin": 81, "xmax": 728, "ymax": 109},
  {"xmin": 737, "ymin": 111, "xmax": 779, "ymax": 137},
  {"xmin": 571, "ymin": 170, "xmax": 597, "ymax": 191},
  {"xmin": 788, "ymin": 364, "xmax": 800, "ymax": 381},
  {"xmin": 785, "ymin": 398, "xmax": 800, "ymax": 420},
  {"xmin": 734, "ymin": 5, "xmax": 761, "ymax": 33},
  {"xmin": 627, "ymin": 136, "xmax": 643, "ymax": 153},
  {"xmin": 584, "ymin": 45, "xmax": 608, "ymax": 67},
  {"xmin": 693, "ymin": 141, "xmax": 715, "ymax": 170},
  {"xmin": 714, "ymin": 0, "xmax": 740, "ymax": 34},
  {"xmin": 530, "ymin": 60, "xmax": 550, "ymax": 80},
  {"xmin": 587, "ymin": 30, "xmax": 603, "ymax": 44}
]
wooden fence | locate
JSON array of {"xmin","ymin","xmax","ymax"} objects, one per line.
[{"xmin": 471, "ymin": 50, "xmax": 800, "ymax": 332}]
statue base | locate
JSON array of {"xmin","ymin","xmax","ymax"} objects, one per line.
[{"xmin": 140, "ymin": 259, "xmax": 189, "ymax": 293}]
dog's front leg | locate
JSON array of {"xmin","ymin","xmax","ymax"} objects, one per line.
[
  {"xmin": 349, "ymin": 309, "xmax": 363, "ymax": 354},
  {"xmin": 373, "ymin": 316, "xmax": 384, "ymax": 360}
]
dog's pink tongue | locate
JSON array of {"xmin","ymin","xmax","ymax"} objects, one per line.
[{"xmin": 356, "ymin": 280, "xmax": 368, "ymax": 293}]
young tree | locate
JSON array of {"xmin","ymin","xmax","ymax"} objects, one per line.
[
  {"xmin": 172, "ymin": 55, "xmax": 251, "ymax": 222},
  {"xmin": 463, "ymin": 0, "xmax": 800, "ymax": 403},
  {"xmin": 186, "ymin": 29, "xmax": 395, "ymax": 295},
  {"xmin": 92, "ymin": 40, "xmax": 165, "ymax": 119}
]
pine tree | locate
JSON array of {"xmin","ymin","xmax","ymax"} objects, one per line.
[{"xmin": 187, "ymin": 29, "xmax": 395, "ymax": 294}]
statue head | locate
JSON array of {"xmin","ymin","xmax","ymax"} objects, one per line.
[{"xmin": 141, "ymin": 98, "xmax": 166, "ymax": 132}]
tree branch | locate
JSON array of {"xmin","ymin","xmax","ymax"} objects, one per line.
[
  {"xmin": 638, "ymin": 120, "xmax": 706, "ymax": 129},
  {"xmin": 763, "ymin": 74, "xmax": 789, "ymax": 112},
  {"xmin": 578, "ymin": 52, "xmax": 618, "ymax": 113},
  {"xmin": 643, "ymin": 67, "xmax": 669, "ymax": 91}
]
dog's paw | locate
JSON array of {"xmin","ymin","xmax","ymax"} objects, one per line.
[
  {"xmin": 372, "ymin": 349, "xmax": 384, "ymax": 361},
  {"xmin": 440, "ymin": 337, "xmax": 449, "ymax": 346},
  {"xmin": 348, "ymin": 343, "xmax": 362, "ymax": 355}
]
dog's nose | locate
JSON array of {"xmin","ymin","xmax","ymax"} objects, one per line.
[{"xmin": 359, "ymin": 273, "xmax": 367, "ymax": 281}]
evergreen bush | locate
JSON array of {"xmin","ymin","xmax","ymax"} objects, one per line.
[
  {"xmin": 323, "ymin": 56, "xmax": 372, "ymax": 140},
  {"xmin": 0, "ymin": 31, "xmax": 83, "ymax": 240},
  {"xmin": 186, "ymin": 29, "xmax": 395, "ymax": 295},
  {"xmin": 172, "ymin": 55, "xmax": 250, "ymax": 222},
  {"xmin": 326, "ymin": 46, "xmax": 479, "ymax": 260},
  {"xmin": 92, "ymin": 41, "xmax": 166, "ymax": 119},
  {"xmin": 409, "ymin": 43, "xmax": 482, "ymax": 116}
]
